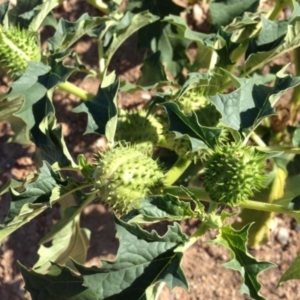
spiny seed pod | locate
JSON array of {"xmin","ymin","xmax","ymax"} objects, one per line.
[
  {"xmin": 176, "ymin": 88, "xmax": 220, "ymax": 127},
  {"xmin": 203, "ymin": 142, "xmax": 265, "ymax": 206},
  {"xmin": 176, "ymin": 89, "xmax": 207, "ymax": 114},
  {"xmin": 115, "ymin": 109, "xmax": 163, "ymax": 154},
  {"xmin": 0, "ymin": 25, "xmax": 41, "ymax": 77},
  {"xmin": 92, "ymin": 146, "xmax": 164, "ymax": 213}
]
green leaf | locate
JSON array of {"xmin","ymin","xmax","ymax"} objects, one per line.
[
  {"xmin": 7, "ymin": 0, "xmax": 44, "ymax": 28},
  {"xmin": 72, "ymin": 72, "xmax": 119, "ymax": 144},
  {"xmin": 163, "ymin": 15, "xmax": 216, "ymax": 72},
  {"xmin": 161, "ymin": 102, "xmax": 223, "ymax": 150},
  {"xmin": 243, "ymin": 12, "xmax": 300, "ymax": 75},
  {"xmin": 102, "ymin": 11, "xmax": 159, "ymax": 69},
  {"xmin": 48, "ymin": 13, "xmax": 108, "ymax": 52},
  {"xmin": 39, "ymin": 191, "xmax": 95, "ymax": 245},
  {"xmin": 74, "ymin": 216, "xmax": 188, "ymax": 299},
  {"xmin": 5, "ymin": 162, "xmax": 63, "ymax": 223},
  {"xmin": 136, "ymin": 51, "xmax": 167, "ymax": 88},
  {"xmin": 19, "ymin": 263, "xmax": 97, "ymax": 300},
  {"xmin": 210, "ymin": 0, "xmax": 259, "ymax": 27},
  {"xmin": 0, "ymin": 163, "xmax": 85, "ymax": 245},
  {"xmin": 209, "ymin": 71, "xmax": 300, "ymax": 131},
  {"xmin": 212, "ymin": 224, "xmax": 275, "ymax": 300},
  {"xmin": 33, "ymin": 113, "xmax": 76, "ymax": 168},
  {"xmin": 123, "ymin": 194, "xmax": 197, "ymax": 224},
  {"xmin": 223, "ymin": 12, "xmax": 260, "ymax": 43},
  {"xmin": 279, "ymin": 253, "xmax": 300, "ymax": 284},
  {"xmin": 0, "ymin": 96, "xmax": 23, "ymax": 122},
  {"xmin": 6, "ymin": 62, "xmax": 51, "ymax": 144},
  {"xmin": 34, "ymin": 213, "xmax": 90, "ymax": 273},
  {"xmin": 28, "ymin": 0, "xmax": 61, "ymax": 31},
  {"xmin": 178, "ymin": 69, "xmax": 226, "ymax": 97},
  {"xmin": 48, "ymin": 50, "xmax": 93, "ymax": 85}
]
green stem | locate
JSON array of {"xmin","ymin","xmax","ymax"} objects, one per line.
[
  {"xmin": 163, "ymin": 158, "xmax": 192, "ymax": 186},
  {"xmin": 86, "ymin": 0, "xmax": 110, "ymax": 14},
  {"xmin": 56, "ymin": 167, "xmax": 81, "ymax": 172},
  {"xmin": 163, "ymin": 186, "xmax": 300, "ymax": 217},
  {"xmin": 176, "ymin": 221, "xmax": 209, "ymax": 252},
  {"xmin": 57, "ymin": 81, "xmax": 95, "ymax": 101},
  {"xmin": 290, "ymin": 46, "xmax": 300, "ymax": 121},
  {"xmin": 267, "ymin": 0, "xmax": 289, "ymax": 21},
  {"xmin": 249, "ymin": 131, "xmax": 267, "ymax": 147}
]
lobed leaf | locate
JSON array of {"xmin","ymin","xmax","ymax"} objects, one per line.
[
  {"xmin": 72, "ymin": 72, "xmax": 119, "ymax": 144},
  {"xmin": 48, "ymin": 13, "xmax": 109, "ymax": 52},
  {"xmin": 34, "ymin": 213, "xmax": 90, "ymax": 273},
  {"xmin": 212, "ymin": 224, "xmax": 275, "ymax": 300},
  {"xmin": 210, "ymin": 0, "xmax": 259, "ymax": 27},
  {"xmin": 161, "ymin": 102, "xmax": 223, "ymax": 150},
  {"xmin": 123, "ymin": 194, "xmax": 197, "ymax": 224},
  {"xmin": 136, "ymin": 51, "xmax": 167, "ymax": 88},
  {"xmin": 7, "ymin": 0, "xmax": 44, "ymax": 28},
  {"xmin": 243, "ymin": 4, "xmax": 300, "ymax": 75},
  {"xmin": 0, "ymin": 162, "xmax": 87, "ymax": 245},
  {"xmin": 20, "ymin": 216, "xmax": 188, "ymax": 299},
  {"xmin": 19, "ymin": 262, "xmax": 97, "ymax": 300},
  {"xmin": 74, "ymin": 216, "xmax": 188, "ymax": 299},
  {"xmin": 102, "ymin": 11, "xmax": 159, "ymax": 70},
  {"xmin": 209, "ymin": 72, "xmax": 300, "ymax": 131}
]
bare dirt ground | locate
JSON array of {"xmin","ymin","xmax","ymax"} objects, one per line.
[{"xmin": 1, "ymin": 1, "xmax": 300, "ymax": 299}]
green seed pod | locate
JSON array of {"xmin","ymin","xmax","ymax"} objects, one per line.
[
  {"xmin": 92, "ymin": 146, "xmax": 164, "ymax": 213},
  {"xmin": 176, "ymin": 88, "xmax": 207, "ymax": 114},
  {"xmin": 203, "ymin": 142, "xmax": 265, "ymax": 206},
  {"xmin": 176, "ymin": 88, "xmax": 220, "ymax": 127},
  {"xmin": 0, "ymin": 25, "xmax": 41, "ymax": 77},
  {"xmin": 115, "ymin": 109, "xmax": 163, "ymax": 154}
]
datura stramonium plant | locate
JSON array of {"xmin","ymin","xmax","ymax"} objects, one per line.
[
  {"xmin": 203, "ymin": 142, "xmax": 266, "ymax": 206},
  {"xmin": 92, "ymin": 146, "xmax": 164, "ymax": 213},
  {"xmin": 0, "ymin": 25, "xmax": 40, "ymax": 77}
]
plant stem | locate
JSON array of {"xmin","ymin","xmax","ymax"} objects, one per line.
[
  {"xmin": 163, "ymin": 186, "xmax": 300, "ymax": 217},
  {"xmin": 249, "ymin": 131, "xmax": 267, "ymax": 147},
  {"xmin": 176, "ymin": 221, "xmax": 209, "ymax": 252},
  {"xmin": 267, "ymin": 0, "xmax": 289, "ymax": 21},
  {"xmin": 290, "ymin": 46, "xmax": 300, "ymax": 122},
  {"xmin": 57, "ymin": 81, "xmax": 95, "ymax": 101},
  {"xmin": 163, "ymin": 158, "xmax": 192, "ymax": 185}
]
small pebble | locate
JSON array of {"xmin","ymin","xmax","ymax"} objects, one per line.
[{"xmin": 276, "ymin": 227, "xmax": 289, "ymax": 246}]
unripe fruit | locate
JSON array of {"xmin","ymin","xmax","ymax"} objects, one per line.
[
  {"xmin": 115, "ymin": 109, "xmax": 163, "ymax": 154},
  {"xmin": 176, "ymin": 88, "xmax": 220, "ymax": 127},
  {"xmin": 92, "ymin": 146, "xmax": 164, "ymax": 213},
  {"xmin": 203, "ymin": 142, "xmax": 265, "ymax": 206},
  {"xmin": 0, "ymin": 25, "xmax": 41, "ymax": 77}
]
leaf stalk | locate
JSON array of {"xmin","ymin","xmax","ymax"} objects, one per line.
[
  {"xmin": 163, "ymin": 186, "xmax": 300, "ymax": 217},
  {"xmin": 57, "ymin": 81, "xmax": 95, "ymax": 101}
]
